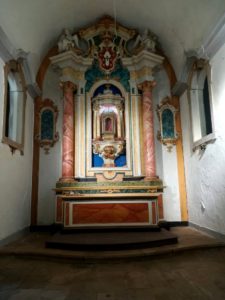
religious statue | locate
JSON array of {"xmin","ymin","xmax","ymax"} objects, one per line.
[
  {"xmin": 92, "ymin": 85, "xmax": 126, "ymax": 167},
  {"xmin": 99, "ymin": 144, "xmax": 124, "ymax": 167},
  {"xmin": 132, "ymin": 29, "xmax": 157, "ymax": 53},
  {"xmin": 57, "ymin": 29, "xmax": 82, "ymax": 54}
]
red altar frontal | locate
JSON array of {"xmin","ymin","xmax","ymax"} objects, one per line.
[
  {"xmin": 58, "ymin": 200, "xmax": 156, "ymax": 227},
  {"xmin": 55, "ymin": 180, "xmax": 164, "ymax": 228}
]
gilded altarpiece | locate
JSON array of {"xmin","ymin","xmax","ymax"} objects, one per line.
[{"xmin": 51, "ymin": 16, "xmax": 165, "ymax": 227}]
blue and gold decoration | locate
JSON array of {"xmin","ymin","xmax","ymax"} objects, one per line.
[
  {"xmin": 36, "ymin": 99, "xmax": 59, "ymax": 154},
  {"xmin": 157, "ymin": 97, "xmax": 179, "ymax": 152}
]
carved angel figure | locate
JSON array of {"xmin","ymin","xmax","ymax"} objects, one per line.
[
  {"xmin": 133, "ymin": 29, "xmax": 157, "ymax": 53},
  {"xmin": 58, "ymin": 29, "xmax": 80, "ymax": 53}
]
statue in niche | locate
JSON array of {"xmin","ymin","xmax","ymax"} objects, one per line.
[
  {"xmin": 92, "ymin": 85, "xmax": 126, "ymax": 168},
  {"xmin": 102, "ymin": 114, "xmax": 116, "ymax": 140},
  {"xmin": 105, "ymin": 118, "xmax": 112, "ymax": 132},
  {"xmin": 105, "ymin": 117, "xmax": 113, "ymax": 132}
]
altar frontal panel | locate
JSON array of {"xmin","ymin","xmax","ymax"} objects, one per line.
[{"xmin": 63, "ymin": 200, "xmax": 157, "ymax": 227}]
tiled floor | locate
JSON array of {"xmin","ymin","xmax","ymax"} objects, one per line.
[{"xmin": 0, "ymin": 227, "xmax": 225, "ymax": 299}]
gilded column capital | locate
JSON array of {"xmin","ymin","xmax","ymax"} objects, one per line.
[
  {"xmin": 138, "ymin": 80, "xmax": 156, "ymax": 93},
  {"xmin": 60, "ymin": 81, "xmax": 77, "ymax": 93}
]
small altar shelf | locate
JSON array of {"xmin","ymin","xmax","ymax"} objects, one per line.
[{"xmin": 55, "ymin": 179, "xmax": 164, "ymax": 228}]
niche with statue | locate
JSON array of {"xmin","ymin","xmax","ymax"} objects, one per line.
[{"xmin": 92, "ymin": 84, "xmax": 126, "ymax": 167}]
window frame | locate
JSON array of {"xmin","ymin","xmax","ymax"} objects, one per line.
[
  {"xmin": 2, "ymin": 60, "xmax": 27, "ymax": 154},
  {"xmin": 188, "ymin": 59, "xmax": 216, "ymax": 151}
]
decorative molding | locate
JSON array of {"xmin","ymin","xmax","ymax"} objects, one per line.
[
  {"xmin": 157, "ymin": 97, "xmax": 179, "ymax": 152},
  {"xmin": 0, "ymin": 26, "xmax": 41, "ymax": 99},
  {"xmin": 172, "ymin": 56, "xmax": 196, "ymax": 96},
  {"xmin": 122, "ymin": 50, "xmax": 164, "ymax": 84},
  {"xmin": 35, "ymin": 98, "xmax": 59, "ymax": 154},
  {"xmin": 2, "ymin": 60, "xmax": 27, "ymax": 155},
  {"xmin": 197, "ymin": 13, "xmax": 225, "ymax": 59},
  {"xmin": 187, "ymin": 59, "xmax": 216, "ymax": 152},
  {"xmin": 50, "ymin": 50, "xmax": 93, "ymax": 71},
  {"xmin": 173, "ymin": 13, "xmax": 225, "ymax": 97},
  {"xmin": 17, "ymin": 51, "xmax": 42, "ymax": 98},
  {"xmin": 0, "ymin": 26, "xmax": 15, "ymax": 61}
]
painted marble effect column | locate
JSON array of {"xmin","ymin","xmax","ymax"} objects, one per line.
[
  {"xmin": 61, "ymin": 81, "xmax": 76, "ymax": 181},
  {"xmin": 139, "ymin": 80, "xmax": 157, "ymax": 179}
]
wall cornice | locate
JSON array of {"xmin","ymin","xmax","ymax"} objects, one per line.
[{"xmin": 0, "ymin": 26, "xmax": 40, "ymax": 99}]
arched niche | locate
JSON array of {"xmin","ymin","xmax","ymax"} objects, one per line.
[
  {"xmin": 2, "ymin": 60, "xmax": 26, "ymax": 154},
  {"xmin": 35, "ymin": 98, "xmax": 59, "ymax": 154},
  {"xmin": 86, "ymin": 79, "xmax": 132, "ymax": 175},
  {"xmin": 188, "ymin": 59, "xmax": 215, "ymax": 150}
]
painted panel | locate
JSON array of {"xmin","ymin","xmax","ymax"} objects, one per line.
[
  {"xmin": 152, "ymin": 201, "xmax": 157, "ymax": 224},
  {"xmin": 157, "ymin": 194, "xmax": 164, "ymax": 220},
  {"xmin": 162, "ymin": 109, "xmax": 174, "ymax": 138},
  {"xmin": 72, "ymin": 203, "xmax": 149, "ymax": 224},
  {"xmin": 56, "ymin": 197, "xmax": 63, "ymax": 223},
  {"xmin": 65, "ymin": 203, "xmax": 70, "ymax": 226},
  {"xmin": 41, "ymin": 109, "xmax": 54, "ymax": 140}
]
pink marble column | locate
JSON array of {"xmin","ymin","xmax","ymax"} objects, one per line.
[
  {"xmin": 139, "ymin": 81, "xmax": 157, "ymax": 179},
  {"xmin": 60, "ymin": 81, "xmax": 76, "ymax": 181}
]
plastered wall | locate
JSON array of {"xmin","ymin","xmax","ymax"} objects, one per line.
[
  {"xmin": 154, "ymin": 69, "xmax": 181, "ymax": 221},
  {"xmin": 180, "ymin": 42, "xmax": 225, "ymax": 235},
  {"xmin": 0, "ymin": 58, "xmax": 34, "ymax": 241},
  {"xmin": 38, "ymin": 68, "xmax": 62, "ymax": 224}
]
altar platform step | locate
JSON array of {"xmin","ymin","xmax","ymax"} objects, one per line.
[
  {"xmin": 45, "ymin": 229, "xmax": 178, "ymax": 251},
  {"xmin": 61, "ymin": 225, "xmax": 161, "ymax": 234}
]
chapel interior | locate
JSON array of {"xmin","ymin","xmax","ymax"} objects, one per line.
[{"xmin": 0, "ymin": 1, "xmax": 225, "ymax": 298}]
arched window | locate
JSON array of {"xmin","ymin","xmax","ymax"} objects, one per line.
[
  {"xmin": 188, "ymin": 59, "xmax": 215, "ymax": 150},
  {"xmin": 2, "ymin": 60, "xmax": 26, "ymax": 154}
]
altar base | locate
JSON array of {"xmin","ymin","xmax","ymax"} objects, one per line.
[{"xmin": 55, "ymin": 178, "xmax": 164, "ymax": 228}]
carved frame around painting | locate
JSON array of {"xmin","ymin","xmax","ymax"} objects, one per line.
[
  {"xmin": 36, "ymin": 98, "xmax": 59, "ymax": 154},
  {"xmin": 157, "ymin": 97, "xmax": 179, "ymax": 152}
]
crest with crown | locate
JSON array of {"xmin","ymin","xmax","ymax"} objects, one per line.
[{"xmin": 97, "ymin": 31, "xmax": 118, "ymax": 74}]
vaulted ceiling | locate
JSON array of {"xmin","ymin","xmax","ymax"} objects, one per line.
[{"xmin": 0, "ymin": 0, "xmax": 225, "ymax": 78}]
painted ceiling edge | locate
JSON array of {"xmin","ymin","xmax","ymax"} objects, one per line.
[{"xmin": 199, "ymin": 12, "xmax": 225, "ymax": 59}]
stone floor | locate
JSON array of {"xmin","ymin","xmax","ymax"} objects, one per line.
[
  {"xmin": 0, "ymin": 227, "xmax": 224, "ymax": 261},
  {"xmin": 0, "ymin": 227, "xmax": 225, "ymax": 299}
]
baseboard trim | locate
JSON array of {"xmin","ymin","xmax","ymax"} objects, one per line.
[
  {"xmin": 0, "ymin": 227, "xmax": 30, "ymax": 247},
  {"xmin": 30, "ymin": 224, "xmax": 62, "ymax": 232},
  {"xmin": 189, "ymin": 222, "xmax": 225, "ymax": 242},
  {"xmin": 166, "ymin": 221, "xmax": 189, "ymax": 227}
]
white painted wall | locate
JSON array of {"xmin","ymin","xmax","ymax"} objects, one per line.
[
  {"xmin": 181, "ymin": 42, "xmax": 225, "ymax": 235},
  {"xmin": 38, "ymin": 67, "xmax": 62, "ymax": 225},
  {"xmin": 154, "ymin": 69, "xmax": 181, "ymax": 221},
  {"xmin": 0, "ymin": 57, "xmax": 34, "ymax": 241}
]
